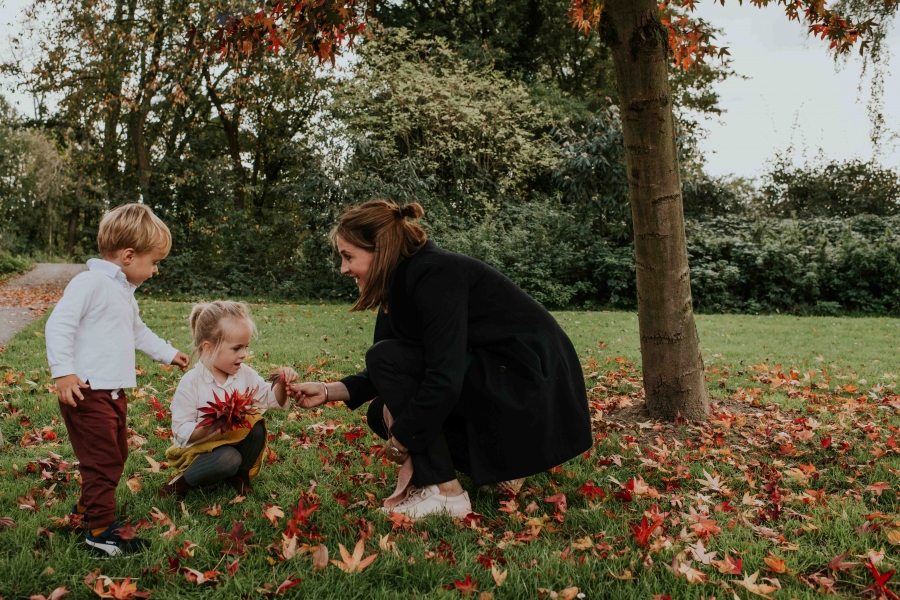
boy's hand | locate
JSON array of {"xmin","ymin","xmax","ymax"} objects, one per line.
[
  {"xmin": 171, "ymin": 351, "xmax": 190, "ymax": 371},
  {"xmin": 55, "ymin": 374, "xmax": 90, "ymax": 407}
]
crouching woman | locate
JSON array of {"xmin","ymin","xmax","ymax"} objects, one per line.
[{"xmin": 291, "ymin": 201, "xmax": 591, "ymax": 518}]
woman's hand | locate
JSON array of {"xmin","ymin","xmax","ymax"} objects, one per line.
[
  {"xmin": 290, "ymin": 382, "xmax": 330, "ymax": 408},
  {"xmin": 381, "ymin": 436, "xmax": 409, "ymax": 465}
]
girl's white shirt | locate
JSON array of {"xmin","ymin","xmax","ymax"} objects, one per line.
[{"xmin": 171, "ymin": 361, "xmax": 285, "ymax": 448}]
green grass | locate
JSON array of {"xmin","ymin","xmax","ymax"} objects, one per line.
[{"xmin": 1, "ymin": 301, "xmax": 899, "ymax": 599}]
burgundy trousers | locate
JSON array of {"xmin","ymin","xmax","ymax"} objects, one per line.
[{"xmin": 59, "ymin": 387, "xmax": 128, "ymax": 529}]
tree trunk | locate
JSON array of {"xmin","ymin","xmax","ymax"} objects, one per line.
[
  {"xmin": 603, "ymin": 0, "xmax": 709, "ymax": 421},
  {"xmin": 66, "ymin": 174, "xmax": 83, "ymax": 256},
  {"xmin": 130, "ymin": 110, "xmax": 152, "ymax": 198}
]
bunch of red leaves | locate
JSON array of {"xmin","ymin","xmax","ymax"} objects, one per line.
[{"xmin": 197, "ymin": 387, "xmax": 260, "ymax": 433}]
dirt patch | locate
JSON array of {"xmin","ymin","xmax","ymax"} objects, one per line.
[{"xmin": 0, "ymin": 263, "xmax": 86, "ymax": 349}]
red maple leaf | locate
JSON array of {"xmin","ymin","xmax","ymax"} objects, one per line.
[
  {"xmin": 197, "ymin": 387, "xmax": 260, "ymax": 433},
  {"xmin": 216, "ymin": 520, "xmax": 253, "ymax": 555},
  {"xmin": 453, "ymin": 574, "xmax": 479, "ymax": 596},
  {"xmin": 227, "ymin": 558, "xmax": 240, "ymax": 577},
  {"xmin": 578, "ymin": 480, "xmax": 606, "ymax": 500},
  {"xmin": 544, "ymin": 493, "xmax": 568, "ymax": 514},
  {"xmin": 275, "ymin": 577, "xmax": 302, "ymax": 595},
  {"xmin": 828, "ymin": 551, "xmax": 861, "ymax": 573},
  {"xmin": 631, "ymin": 516, "xmax": 663, "ymax": 548},
  {"xmin": 866, "ymin": 561, "xmax": 900, "ymax": 600}
]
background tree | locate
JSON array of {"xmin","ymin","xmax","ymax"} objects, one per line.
[{"xmin": 568, "ymin": 0, "xmax": 896, "ymax": 421}]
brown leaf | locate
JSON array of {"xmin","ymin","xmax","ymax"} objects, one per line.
[{"xmin": 312, "ymin": 544, "xmax": 329, "ymax": 570}]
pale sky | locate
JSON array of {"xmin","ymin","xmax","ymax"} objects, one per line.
[
  {"xmin": 692, "ymin": 2, "xmax": 900, "ymax": 178},
  {"xmin": 2, "ymin": 0, "xmax": 897, "ymax": 179}
]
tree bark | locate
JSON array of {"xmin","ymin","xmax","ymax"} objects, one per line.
[
  {"xmin": 203, "ymin": 64, "xmax": 247, "ymax": 210},
  {"xmin": 66, "ymin": 174, "xmax": 83, "ymax": 256},
  {"xmin": 603, "ymin": 0, "xmax": 709, "ymax": 420}
]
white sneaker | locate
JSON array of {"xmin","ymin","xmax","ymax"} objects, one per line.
[{"xmin": 381, "ymin": 485, "xmax": 472, "ymax": 518}]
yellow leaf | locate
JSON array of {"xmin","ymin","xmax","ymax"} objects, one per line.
[
  {"xmin": 330, "ymin": 539, "xmax": 377, "ymax": 573},
  {"xmin": 142, "ymin": 455, "xmax": 161, "ymax": 473},
  {"xmin": 886, "ymin": 530, "xmax": 900, "ymax": 545},
  {"xmin": 126, "ymin": 478, "xmax": 143, "ymax": 495},
  {"xmin": 491, "ymin": 565, "xmax": 507, "ymax": 587}
]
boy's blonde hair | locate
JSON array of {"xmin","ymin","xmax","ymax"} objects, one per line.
[
  {"xmin": 97, "ymin": 203, "xmax": 172, "ymax": 256},
  {"xmin": 189, "ymin": 301, "xmax": 257, "ymax": 363}
]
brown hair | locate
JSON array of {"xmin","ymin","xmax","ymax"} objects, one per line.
[
  {"xmin": 97, "ymin": 203, "xmax": 172, "ymax": 256},
  {"xmin": 188, "ymin": 301, "xmax": 257, "ymax": 365},
  {"xmin": 331, "ymin": 200, "xmax": 427, "ymax": 312}
]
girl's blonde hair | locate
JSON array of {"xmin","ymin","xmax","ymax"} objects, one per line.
[
  {"xmin": 330, "ymin": 200, "xmax": 427, "ymax": 312},
  {"xmin": 188, "ymin": 301, "xmax": 256, "ymax": 363}
]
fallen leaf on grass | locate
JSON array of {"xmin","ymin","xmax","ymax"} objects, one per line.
[
  {"xmin": 263, "ymin": 503, "xmax": 284, "ymax": 526},
  {"xmin": 865, "ymin": 561, "xmax": 899, "ymax": 600},
  {"xmin": 453, "ymin": 574, "xmax": 479, "ymax": 596},
  {"xmin": 182, "ymin": 568, "xmax": 220, "ymax": 585},
  {"xmin": 330, "ymin": 540, "xmax": 377, "ymax": 573},
  {"xmin": 537, "ymin": 587, "xmax": 580, "ymax": 600},
  {"xmin": 90, "ymin": 576, "xmax": 151, "ymax": 599},
  {"xmin": 29, "ymin": 586, "xmax": 68, "ymax": 600},
  {"xmin": 491, "ymin": 565, "xmax": 507, "ymax": 587},
  {"xmin": 735, "ymin": 571, "xmax": 779, "ymax": 599},
  {"xmin": 712, "ymin": 553, "xmax": 743, "ymax": 575},
  {"xmin": 867, "ymin": 482, "xmax": 891, "ymax": 496},
  {"xmin": 201, "ymin": 504, "xmax": 222, "ymax": 517},
  {"xmin": 142, "ymin": 456, "xmax": 162, "ymax": 473},
  {"xmin": 148, "ymin": 507, "xmax": 171, "ymax": 526},
  {"xmin": 125, "ymin": 478, "xmax": 142, "ymax": 495},
  {"xmin": 228, "ymin": 559, "xmax": 240, "ymax": 577},
  {"xmin": 630, "ymin": 515, "xmax": 662, "ymax": 547},
  {"xmin": 159, "ymin": 523, "xmax": 183, "ymax": 540},
  {"xmin": 763, "ymin": 552, "xmax": 788, "ymax": 574},
  {"xmin": 312, "ymin": 544, "xmax": 329, "ymax": 570}
]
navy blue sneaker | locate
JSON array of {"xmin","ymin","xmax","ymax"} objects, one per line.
[{"xmin": 85, "ymin": 522, "xmax": 149, "ymax": 558}]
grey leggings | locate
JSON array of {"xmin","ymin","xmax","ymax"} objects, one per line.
[{"xmin": 183, "ymin": 421, "xmax": 266, "ymax": 486}]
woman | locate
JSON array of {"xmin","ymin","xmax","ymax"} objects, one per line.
[{"xmin": 291, "ymin": 200, "xmax": 591, "ymax": 518}]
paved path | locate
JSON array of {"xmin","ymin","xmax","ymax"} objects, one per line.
[{"xmin": 0, "ymin": 263, "xmax": 87, "ymax": 349}]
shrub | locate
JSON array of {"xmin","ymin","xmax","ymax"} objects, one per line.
[
  {"xmin": 0, "ymin": 250, "xmax": 32, "ymax": 280},
  {"xmin": 759, "ymin": 153, "xmax": 900, "ymax": 217}
]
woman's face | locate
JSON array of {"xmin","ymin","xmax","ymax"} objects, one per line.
[{"xmin": 337, "ymin": 236, "xmax": 375, "ymax": 292}]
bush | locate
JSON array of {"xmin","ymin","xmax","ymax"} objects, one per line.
[
  {"xmin": 0, "ymin": 250, "xmax": 32, "ymax": 280},
  {"xmin": 759, "ymin": 153, "xmax": 900, "ymax": 217},
  {"xmin": 686, "ymin": 215, "xmax": 900, "ymax": 314}
]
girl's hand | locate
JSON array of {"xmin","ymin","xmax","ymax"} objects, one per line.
[
  {"xmin": 276, "ymin": 367, "xmax": 298, "ymax": 385},
  {"xmin": 290, "ymin": 382, "xmax": 329, "ymax": 409}
]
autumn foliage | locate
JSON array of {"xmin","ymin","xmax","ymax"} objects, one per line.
[
  {"xmin": 197, "ymin": 388, "xmax": 260, "ymax": 434},
  {"xmin": 188, "ymin": 0, "xmax": 368, "ymax": 64},
  {"xmin": 567, "ymin": 0, "xmax": 888, "ymax": 71}
]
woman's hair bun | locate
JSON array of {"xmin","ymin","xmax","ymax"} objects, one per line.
[{"xmin": 400, "ymin": 203, "xmax": 424, "ymax": 220}]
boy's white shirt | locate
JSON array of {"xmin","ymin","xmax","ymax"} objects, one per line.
[
  {"xmin": 45, "ymin": 258, "xmax": 178, "ymax": 390},
  {"xmin": 170, "ymin": 361, "xmax": 284, "ymax": 448}
]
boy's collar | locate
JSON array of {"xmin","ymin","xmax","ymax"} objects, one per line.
[{"xmin": 87, "ymin": 258, "xmax": 137, "ymax": 292}]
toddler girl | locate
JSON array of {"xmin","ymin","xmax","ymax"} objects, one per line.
[{"xmin": 158, "ymin": 301, "xmax": 296, "ymax": 498}]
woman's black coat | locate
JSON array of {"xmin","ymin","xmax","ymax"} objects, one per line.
[{"xmin": 340, "ymin": 241, "xmax": 591, "ymax": 485}]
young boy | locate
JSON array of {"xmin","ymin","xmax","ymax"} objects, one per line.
[{"xmin": 45, "ymin": 203, "xmax": 190, "ymax": 557}]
